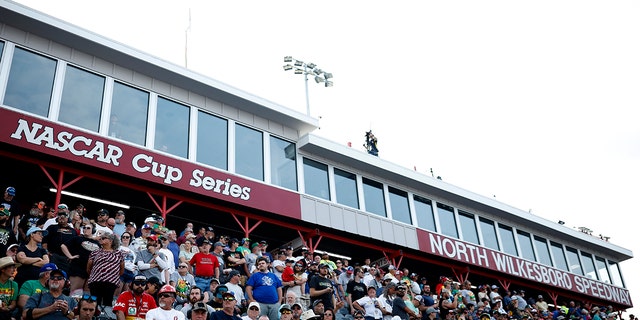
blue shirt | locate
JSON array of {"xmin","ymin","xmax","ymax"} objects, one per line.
[{"xmin": 246, "ymin": 271, "xmax": 282, "ymax": 304}]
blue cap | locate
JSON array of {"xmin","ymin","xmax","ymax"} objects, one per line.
[
  {"xmin": 5, "ymin": 187, "xmax": 15, "ymax": 196},
  {"xmin": 40, "ymin": 263, "xmax": 58, "ymax": 273},
  {"xmin": 26, "ymin": 226, "xmax": 48, "ymax": 237}
]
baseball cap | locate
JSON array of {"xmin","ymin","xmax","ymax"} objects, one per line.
[
  {"xmin": 426, "ymin": 308, "xmax": 438, "ymax": 315},
  {"xmin": 142, "ymin": 223, "xmax": 153, "ymax": 229},
  {"xmin": 192, "ymin": 301, "xmax": 208, "ymax": 312},
  {"xmin": 248, "ymin": 301, "xmax": 260, "ymax": 311},
  {"xmin": 57, "ymin": 204, "xmax": 69, "ymax": 210},
  {"xmin": 97, "ymin": 208, "xmax": 109, "ymax": 216},
  {"xmin": 40, "ymin": 263, "xmax": 58, "ymax": 273},
  {"xmin": 346, "ymin": 266, "xmax": 354, "ymax": 273},
  {"xmin": 196, "ymin": 237, "xmax": 211, "ymax": 246},
  {"xmin": 280, "ymin": 304, "xmax": 292, "ymax": 313},
  {"xmin": 50, "ymin": 269, "xmax": 67, "ymax": 279},
  {"xmin": 5, "ymin": 187, "xmax": 15, "ymax": 196},
  {"xmin": 312, "ymin": 299, "xmax": 324, "ymax": 307},
  {"xmin": 26, "ymin": 226, "xmax": 48, "ymax": 237},
  {"xmin": 222, "ymin": 292, "xmax": 235, "ymax": 300},
  {"xmin": 146, "ymin": 235, "xmax": 158, "ymax": 241},
  {"xmin": 414, "ymin": 295, "xmax": 424, "ymax": 303},
  {"xmin": 491, "ymin": 285, "xmax": 499, "ymax": 290},
  {"xmin": 126, "ymin": 221, "xmax": 137, "ymax": 229},
  {"xmin": 213, "ymin": 241, "xmax": 224, "ymax": 247},
  {"xmin": 134, "ymin": 275, "xmax": 148, "ymax": 282}
]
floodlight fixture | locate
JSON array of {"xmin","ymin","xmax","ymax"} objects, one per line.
[{"xmin": 283, "ymin": 56, "xmax": 333, "ymax": 116}]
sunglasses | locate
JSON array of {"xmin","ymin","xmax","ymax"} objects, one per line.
[
  {"xmin": 50, "ymin": 276, "xmax": 65, "ymax": 281},
  {"xmin": 179, "ymin": 265, "xmax": 188, "ymax": 268},
  {"xmin": 355, "ymin": 317, "xmax": 364, "ymax": 319},
  {"xmin": 281, "ymin": 311, "xmax": 292, "ymax": 315},
  {"xmin": 223, "ymin": 297, "xmax": 236, "ymax": 301},
  {"xmin": 159, "ymin": 293, "xmax": 174, "ymax": 298},
  {"xmin": 249, "ymin": 307, "xmax": 259, "ymax": 311},
  {"xmin": 122, "ymin": 236, "xmax": 130, "ymax": 239},
  {"xmin": 132, "ymin": 281, "xmax": 147, "ymax": 286},
  {"xmin": 82, "ymin": 226, "xmax": 92, "ymax": 230},
  {"xmin": 82, "ymin": 294, "xmax": 97, "ymax": 302}
]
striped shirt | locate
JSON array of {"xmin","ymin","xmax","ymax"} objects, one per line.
[{"xmin": 87, "ymin": 249, "xmax": 124, "ymax": 285}]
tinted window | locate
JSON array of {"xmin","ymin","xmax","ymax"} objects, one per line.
[
  {"xmin": 608, "ymin": 261, "xmax": 624, "ymax": 287},
  {"xmin": 303, "ymin": 158, "xmax": 329, "ymax": 200},
  {"xmin": 334, "ymin": 168, "xmax": 358, "ymax": 209},
  {"xmin": 362, "ymin": 178, "xmax": 385, "ymax": 217},
  {"xmin": 235, "ymin": 124, "xmax": 263, "ymax": 181},
  {"xmin": 414, "ymin": 196, "xmax": 435, "ymax": 231},
  {"xmin": 58, "ymin": 65, "xmax": 105, "ymax": 132},
  {"xmin": 534, "ymin": 236, "xmax": 552, "ymax": 266},
  {"xmin": 270, "ymin": 136, "xmax": 297, "ymax": 190},
  {"xmin": 550, "ymin": 241, "xmax": 568, "ymax": 271},
  {"xmin": 459, "ymin": 211, "xmax": 479, "ymax": 244},
  {"xmin": 498, "ymin": 224, "xmax": 518, "ymax": 256},
  {"xmin": 437, "ymin": 203, "xmax": 458, "ymax": 238},
  {"xmin": 517, "ymin": 230, "xmax": 536, "ymax": 261},
  {"xmin": 595, "ymin": 257, "xmax": 611, "ymax": 284},
  {"xmin": 196, "ymin": 111, "xmax": 227, "ymax": 169},
  {"xmin": 566, "ymin": 247, "xmax": 583, "ymax": 275},
  {"xmin": 479, "ymin": 218, "xmax": 499, "ymax": 250},
  {"xmin": 581, "ymin": 252, "xmax": 597, "ymax": 280},
  {"xmin": 155, "ymin": 97, "xmax": 190, "ymax": 158},
  {"xmin": 110, "ymin": 82, "xmax": 149, "ymax": 145},
  {"xmin": 389, "ymin": 187, "xmax": 411, "ymax": 225},
  {"xmin": 4, "ymin": 47, "xmax": 56, "ymax": 117}
]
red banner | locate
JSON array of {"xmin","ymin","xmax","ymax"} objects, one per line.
[
  {"xmin": 0, "ymin": 108, "xmax": 301, "ymax": 219},
  {"xmin": 417, "ymin": 229, "xmax": 632, "ymax": 307}
]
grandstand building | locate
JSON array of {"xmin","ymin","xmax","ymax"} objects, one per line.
[{"xmin": 0, "ymin": 0, "xmax": 633, "ymax": 311}]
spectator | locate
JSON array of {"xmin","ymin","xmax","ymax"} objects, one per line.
[
  {"xmin": 210, "ymin": 292, "xmax": 242, "ymax": 320},
  {"xmin": 246, "ymin": 257, "xmax": 283, "ymax": 319},
  {"xmin": 0, "ymin": 207, "xmax": 17, "ymax": 258},
  {"xmin": 94, "ymin": 209, "xmax": 111, "ymax": 235},
  {"xmin": 392, "ymin": 284, "xmax": 418, "ymax": 320},
  {"xmin": 1, "ymin": 187, "xmax": 20, "ymax": 236},
  {"xmin": 15, "ymin": 226, "xmax": 50, "ymax": 286},
  {"xmin": 242, "ymin": 302, "xmax": 261, "ymax": 320},
  {"xmin": 180, "ymin": 287, "xmax": 215, "ymax": 316},
  {"xmin": 113, "ymin": 210, "xmax": 126, "ymax": 237},
  {"xmin": 189, "ymin": 237, "xmax": 220, "ymax": 292},
  {"xmin": 171, "ymin": 262, "xmax": 196, "ymax": 306},
  {"xmin": 23, "ymin": 269, "xmax": 77, "ymax": 320},
  {"xmin": 87, "ymin": 232, "xmax": 124, "ymax": 307},
  {"xmin": 352, "ymin": 285, "xmax": 383, "ymax": 320},
  {"xmin": 18, "ymin": 263, "xmax": 56, "ymax": 311},
  {"xmin": 179, "ymin": 239, "xmax": 198, "ymax": 266},
  {"xmin": 0, "ymin": 256, "xmax": 19, "ymax": 320},
  {"xmin": 116, "ymin": 231, "xmax": 137, "ymax": 296},
  {"xmin": 145, "ymin": 284, "xmax": 185, "ymax": 320},
  {"xmin": 76, "ymin": 298, "xmax": 98, "ymax": 320},
  {"xmin": 145, "ymin": 276, "xmax": 163, "ymax": 305},
  {"xmin": 136, "ymin": 237, "xmax": 169, "ymax": 282},
  {"xmin": 61, "ymin": 221, "xmax": 99, "ymax": 296},
  {"xmin": 43, "ymin": 207, "xmax": 76, "ymax": 275}
]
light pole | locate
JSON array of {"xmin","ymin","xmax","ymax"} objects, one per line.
[{"xmin": 283, "ymin": 56, "xmax": 333, "ymax": 116}]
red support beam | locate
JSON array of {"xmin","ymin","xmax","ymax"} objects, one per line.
[
  {"xmin": 39, "ymin": 165, "xmax": 84, "ymax": 209},
  {"xmin": 146, "ymin": 193, "xmax": 184, "ymax": 225},
  {"xmin": 230, "ymin": 215, "xmax": 263, "ymax": 239},
  {"xmin": 297, "ymin": 229, "xmax": 322, "ymax": 254}
]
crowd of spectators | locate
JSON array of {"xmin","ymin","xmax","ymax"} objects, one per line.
[{"xmin": 0, "ymin": 186, "xmax": 630, "ymax": 320}]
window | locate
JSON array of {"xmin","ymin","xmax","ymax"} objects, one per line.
[
  {"xmin": 303, "ymin": 159, "xmax": 329, "ymax": 200},
  {"xmin": 414, "ymin": 196, "xmax": 435, "ymax": 231},
  {"xmin": 0, "ymin": 41, "xmax": 4, "ymax": 60},
  {"xmin": 479, "ymin": 218, "xmax": 499, "ymax": 250},
  {"xmin": 110, "ymin": 82, "xmax": 149, "ymax": 145},
  {"xmin": 533, "ymin": 236, "xmax": 552, "ymax": 266},
  {"xmin": 269, "ymin": 136, "xmax": 297, "ymax": 190},
  {"xmin": 517, "ymin": 231, "xmax": 536, "ymax": 261},
  {"xmin": 608, "ymin": 261, "xmax": 624, "ymax": 287},
  {"xmin": 580, "ymin": 252, "xmax": 597, "ymax": 280},
  {"xmin": 550, "ymin": 241, "xmax": 568, "ymax": 271},
  {"xmin": 595, "ymin": 257, "xmax": 611, "ymax": 284},
  {"xmin": 498, "ymin": 224, "xmax": 518, "ymax": 256},
  {"xmin": 334, "ymin": 168, "xmax": 358, "ymax": 209},
  {"xmin": 196, "ymin": 111, "xmax": 227, "ymax": 169},
  {"xmin": 362, "ymin": 178, "xmax": 386, "ymax": 217},
  {"xmin": 4, "ymin": 47, "xmax": 57, "ymax": 117},
  {"xmin": 154, "ymin": 97, "xmax": 190, "ymax": 158},
  {"xmin": 235, "ymin": 124, "xmax": 263, "ymax": 181},
  {"xmin": 566, "ymin": 247, "xmax": 583, "ymax": 275},
  {"xmin": 58, "ymin": 65, "xmax": 105, "ymax": 132},
  {"xmin": 388, "ymin": 187, "xmax": 411, "ymax": 225},
  {"xmin": 458, "ymin": 211, "xmax": 479, "ymax": 244},
  {"xmin": 437, "ymin": 204, "xmax": 458, "ymax": 239}
]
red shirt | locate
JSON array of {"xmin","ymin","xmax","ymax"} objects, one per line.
[
  {"xmin": 282, "ymin": 266, "xmax": 295, "ymax": 282},
  {"xmin": 113, "ymin": 291, "xmax": 157, "ymax": 320},
  {"xmin": 190, "ymin": 252, "xmax": 219, "ymax": 277}
]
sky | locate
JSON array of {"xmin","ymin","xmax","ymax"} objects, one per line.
[{"xmin": 12, "ymin": 0, "xmax": 640, "ymax": 313}]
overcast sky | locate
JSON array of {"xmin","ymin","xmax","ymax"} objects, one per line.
[{"xmin": 12, "ymin": 0, "xmax": 640, "ymax": 312}]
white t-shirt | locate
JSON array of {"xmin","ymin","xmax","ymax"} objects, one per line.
[
  {"xmin": 356, "ymin": 296, "xmax": 383, "ymax": 319},
  {"xmin": 146, "ymin": 307, "xmax": 185, "ymax": 320},
  {"xmin": 273, "ymin": 259, "xmax": 285, "ymax": 280}
]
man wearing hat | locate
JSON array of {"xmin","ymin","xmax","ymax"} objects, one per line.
[
  {"xmin": 43, "ymin": 205, "xmax": 76, "ymax": 272},
  {"xmin": 188, "ymin": 301, "xmax": 209, "ymax": 320},
  {"xmin": 190, "ymin": 237, "xmax": 220, "ymax": 292},
  {"xmin": 300, "ymin": 309, "xmax": 321, "ymax": 320},
  {"xmin": 225, "ymin": 270, "xmax": 245, "ymax": 308},
  {"xmin": 309, "ymin": 262, "xmax": 336, "ymax": 313},
  {"xmin": 1, "ymin": 187, "xmax": 20, "ymax": 236},
  {"xmin": 114, "ymin": 275, "xmax": 157, "ymax": 320},
  {"xmin": 23, "ymin": 269, "xmax": 76, "ymax": 320},
  {"xmin": 535, "ymin": 295, "xmax": 548, "ymax": 313},
  {"xmin": 210, "ymin": 292, "xmax": 242, "ymax": 320},
  {"xmin": 181, "ymin": 287, "xmax": 216, "ymax": 317},
  {"xmin": 425, "ymin": 307, "xmax": 439, "ymax": 320},
  {"xmin": 0, "ymin": 203, "xmax": 17, "ymax": 257},
  {"xmin": 0, "ymin": 256, "xmax": 19, "ymax": 319},
  {"xmin": 280, "ymin": 304, "xmax": 294, "ymax": 320},
  {"xmin": 136, "ymin": 238, "xmax": 170, "ymax": 281},
  {"xmin": 242, "ymin": 301, "xmax": 261, "ymax": 320},
  {"xmin": 246, "ymin": 257, "xmax": 283, "ymax": 319},
  {"xmin": 17, "ymin": 263, "xmax": 56, "ymax": 311},
  {"xmin": 146, "ymin": 285, "xmax": 185, "ymax": 320}
]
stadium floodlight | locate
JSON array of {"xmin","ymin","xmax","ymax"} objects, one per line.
[{"xmin": 282, "ymin": 56, "xmax": 333, "ymax": 116}]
